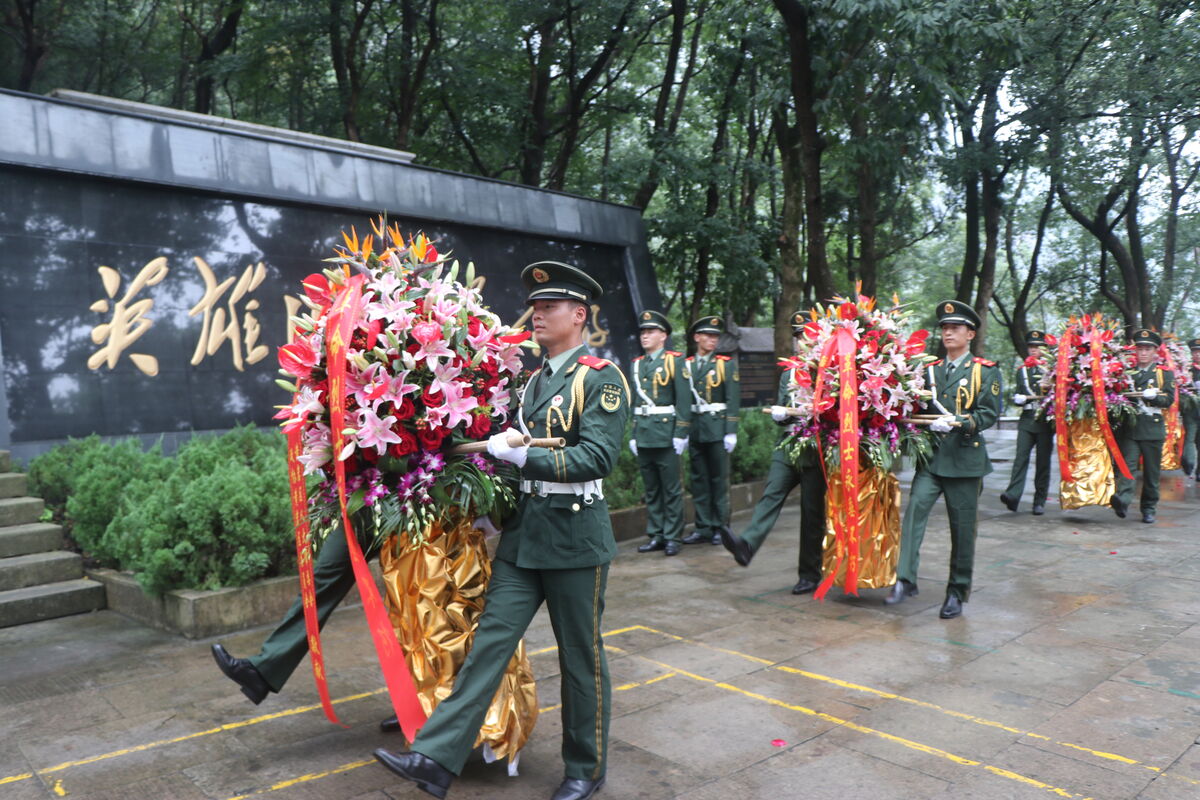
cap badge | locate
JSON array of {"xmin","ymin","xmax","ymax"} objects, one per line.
[
  {"xmin": 532, "ymin": 268, "xmax": 550, "ymax": 283},
  {"xmin": 944, "ymin": 302, "xmax": 954, "ymax": 314},
  {"xmin": 643, "ymin": 311, "xmax": 651, "ymax": 320},
  {"xmin": 710, "ymin": 317, "xmax": 718, "ymax": 325}
]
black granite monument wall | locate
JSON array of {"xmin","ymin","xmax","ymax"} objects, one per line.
[{"xmin": 0, "ymin": 90, "xmax": 660, "ymax": 459}]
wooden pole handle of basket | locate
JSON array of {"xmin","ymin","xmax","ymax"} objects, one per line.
[
  {"xmin": 901, "ymin": 417, "xmax": 961, "ymax": 427},
  {"xmin": 760, "ymin": 407, "xmax": 806, "ymax": 417},
  {"xmin": 449, "ymin": 433, "xmax": 566, "ymax": 455}
]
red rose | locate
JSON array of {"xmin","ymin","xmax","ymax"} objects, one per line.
[
  {"xmin": 467, "ymin": 316, "xmax": 483, "ymax": 337},
  {"xmin": 418, "ymin": 427, "xmax": 447, "ymax": 451},
  {"xmin": 467, "ymin": 412, "xmax": 493, "ymax": 439},
  {"xmin": 422, "ymin": 387, "xmax": 444, "ymax": 407},
  {"xmin": 394, "ymin": 397, "xmax": 416, "ymax": 421},
  {"xmin": 389, "ymin": 427, "xmax": 418, "ymax": 456}
]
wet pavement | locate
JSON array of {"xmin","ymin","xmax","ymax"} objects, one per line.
[{"xmin": 2, "ymin": 431, "xmax": 1199, "ymax": 800}]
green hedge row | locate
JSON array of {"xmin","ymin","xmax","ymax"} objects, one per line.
[{"xmin": 27, "ymin": 426, "xmax": 293, "ymax": 595}]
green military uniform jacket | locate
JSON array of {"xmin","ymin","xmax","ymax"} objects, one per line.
[
  {"xmin": 1014, "ymin": 364, "xmax": 1052, "ymax": 434},
  {"xmin": 686, "ymin": 354, "xmax": 740, "ymax": 442},
  {"xmin": 631, "ymin": 350, "xmax": 692, "ymax": 447},
  {"xmin": 1186, "ymin": 366, "xmax": 1200, "ymax": 423},
  {"xmin": 921, "ymin": 356, "xmax": 1002, "ymax": 478},
  {"xmin": 497, "ymin": 344, "xmax": 632, "ymax": 569},
  {"xmin": 1120, "ymin": 367, "xmax": 1173, "ymax": 441}
]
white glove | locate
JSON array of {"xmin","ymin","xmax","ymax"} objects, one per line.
[
  {"xmin": 486, "ymin": 430, "xmax": 529, "ymax": 468},
  {"xmin": 1013, "ymin": 393, "xmax": 1027, "ymax": 406},
  {"xmin": 1142, "ymin": 387, "xmax": 1158, "ymax": 400},
  {"xmin": 930, "ymin": 415, "xmax": 957, "ymax": 433},
  {"xmin": 1194, "ymin": 379, "xmax": 1200, "ymax": 392},
  {"xmin": 629, "ymin": 439, "xmax": 638, "ymax": 456},
  {"xmin": 672, "ymin": 437, "xmax": 688, "ymax": 455},
  {"xmin": 723, "ymin": 433, "xmax": 737, "ymax": 453},
  {"xmin": 472, "ymin": 516, "xmax": 501, "ymax": 540},
  {"xmin": 770, "ymin": 405, "xmax": 789, "ymax": 422}
]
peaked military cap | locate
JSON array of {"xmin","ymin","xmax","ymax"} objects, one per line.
[
  {"xmin": 935, "ymin": 299, "xmax": 980, "ymax": 330},
  {"xmin": 1130, "ymin": 328, "xmax": 1162, "ymax": 347},
  {"xmin": 790, "ymin": 309, "xmax": 808, "ymax": 334},
  {"xmin": 521, "ymin": 260, "xmax": 603, "ymax": 305},
  {"xmin": 1189, "ymin": 337, "xmax": 1200, "ymax": 350},
  {"xmin": 689, "ymin": 315, "xmax": 725, "ymax": 335},
  {"xmin": 637, "ymin": 309, "xmax": 671, "ymax": 334},
  {"xmin": 1025, "ymin": 329, "xmax": 1049, "ymax": 347}
]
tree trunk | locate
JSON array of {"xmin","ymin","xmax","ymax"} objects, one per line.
[
  {"xmin": 190, "ymin": 1, "xmax": 244, "ymax": 115},
  {"xmin": 773, "ymin": 107, "xmax": 805, "ymax": 359},
  {"xmin": 955, "ymin": 100, "xmax": 980, "ymax": 304},
  {"xmin": 329, "ymin": 0, "xmax": 374, "ymax": 141},
  {"xmin": 773, "ymin": 0, "xmax": 833, "ymax": 302},
  {"xmin": 393, "ymin": 0, "xmax": 440, "ymax": 151}
]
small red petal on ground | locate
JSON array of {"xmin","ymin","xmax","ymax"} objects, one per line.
[
  {"xmin": 1109, "ymin": 551, "xmax": 1118, "ymax": 555},
  {"xmin": 771, "ymin": 739, "xmax": 787, "ymax": 747}
]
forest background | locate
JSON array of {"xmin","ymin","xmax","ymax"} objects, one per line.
[{"xmin": 4, "ymin": 0, "xmax": 1199, "ymax": 373}]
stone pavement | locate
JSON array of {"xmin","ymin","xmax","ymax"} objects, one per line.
[{"xmin": 3, "ymin": 432, "xmax": 1200, "ymax": 800}]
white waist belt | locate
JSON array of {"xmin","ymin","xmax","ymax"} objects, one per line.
[
  {"xmin": 692, "ymin": 402, "xmax": 727, "ymax": 413},
  {"xmin": 520, "ymin": 479, "xmax": 604, "ymax": 501},
  {"xmin": 634, "ymin": 405, "xmax": 676, "ymax": 416}
]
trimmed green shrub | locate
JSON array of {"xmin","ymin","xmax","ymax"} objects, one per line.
[
  {"xmin": 104, "ymin": 426, "xmax": 293, "ymax": 595},
  {"xmin": 729, "ymin": 410, "xmax": 777, "ymax": 485}
]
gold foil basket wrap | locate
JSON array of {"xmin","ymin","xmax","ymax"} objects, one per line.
[
  {"xmin": 1060, "ymin": 417, "xmax": 1115, "ymax": 510},
  {"xmin": 379, "ymin": 517, "xmax": 537, "ymax": 760},
  {"xmin": 821, "ymin": 467, "xmax": 900, "ymax": 590},
  {"xmin": 1162, "ymin": 414, "xmax": 1181, "ymax": 470}
]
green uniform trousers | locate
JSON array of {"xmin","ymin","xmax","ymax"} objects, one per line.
[
  {"xmin": 1182, "ymin": 415, "xmax": 1198, "ymax": 477},
  {"xmin": 413, "ymin": 558, "xmax": 611, "ymax": 781},
  {"xmin": 1003, "ymin": 429, "xmax": 1053, "ymax": 508},
  {"xmin": 249, "ymin": 523, "xmax": 379, "ymax": 692},
  {"xmin": 740, "ymin": 453, "xmax": 826, "ymax": 581},
  {"xmin": 637, "ymin": 446, "xmax": 685, "ymax": 542},
  {"xmin": 689, "ymin": 440, "xmax": 729, "ymax": 534},
  {"xmin": 1114, "ymin": 436, "xmax": 1164, "ymax": 513},
  {"xmin": 896, "ymin": 469, "xmax": 980, "ymax": 601}
]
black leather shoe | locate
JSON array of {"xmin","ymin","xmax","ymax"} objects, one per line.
[
  {"xmin": 939, "ymin": 593, "xmax": 963, "ymax": 619},
  {"xmin": 373, "ymin": 749, "xmax": 453, "ymax": 798},
  {"xmin": 551, "ymin": 776, "xmax": 606, "ymax": 800},
  {"xmin": 380, "ymin": 715, "xmax": 400, "ymax": 733},
  {"xmin": 883, "ymin": 580, "xmax": 917, "ymax": 605},
  {"xmin": 681, "ymin": 530, "xmax": 707, "ymax": 544},
  {"xmin": 664, "ymin": 540, "xmax": 681, "ymax": 556},
  {"xmin": 1000, "ymin": 492, "xmax": 1018, "ymax": 512},
  {"xmin": 1111, "ymin": 495, "xmax": 1128, "ymax": 519},
  {"xmin": 717, "ymin": 526, "xmax": 753, "ymax": 566},
  {"xmin": 211, "ymin": 644, "xmax": 271, "ymax": 704},
  {"xmin": 1031, "ymin": 504, "xmax": 1045, "ymax": 515},
  {"xmin": 637, "ymin": 538, "xmax": 665, "ymax": 553},
  {"xmin": 1142, "ymin": 511, "xmax": 1156, "ymax": 523},
  {"xmin": 791, "ymin": 578, "xmax": 818, "ymax": 595}
]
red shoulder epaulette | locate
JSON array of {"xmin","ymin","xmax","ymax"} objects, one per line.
[
  {"xmin": 665, "ymin": 350, "xmax": 682, "ymax": 357},
  {"xmin": 715, "ymin": 355, "xmax": 732, "ymax": 361},
  {"xmin": 632, "ymin": 355, "xmax": 644, "ymax": 362},
  {"xmin": 973, "ymin": 357, "xmax": 996, "ymax": 367},
  {"xmin": 930, "ymin": 359, "xmax": 943, "ymax": 366},
  {"xmin": 686, "ymin": 356, "xmax": 695, "ymax": 362},
  {"xmin": 577, "ymin": 355, "xmax": 610, "ymax": 370}
]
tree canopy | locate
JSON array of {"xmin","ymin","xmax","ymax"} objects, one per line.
[{"xmin": 4, "ymin": 0, "xmax": 1199, "ymax": 365}]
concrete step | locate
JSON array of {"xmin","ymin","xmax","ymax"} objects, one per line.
[
  {"xmin": 0, "ymin": 551, "xmax": 83, "ymax": 591},
  {"xmin": 0, "ymin": 523, "xmax": 64, "ymax": 558},
  {"xmin": 0, "ymin": 450, "xmax": 9, "ymax": 472},
  {"xmin": 0, "ymin": 472, "xmax": 27, "ymax": 498},
  {"xmin": 0, "ymin": 496, "xmax": 44, "ymax": 527},
  {"xmin": 0, "ymin": 578, "xmax": 106, "ymax": 628}
]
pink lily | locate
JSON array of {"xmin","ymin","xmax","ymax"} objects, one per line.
[{"xmin": 356, "ymin": 406, "xmax": 403, "ymax": 455}]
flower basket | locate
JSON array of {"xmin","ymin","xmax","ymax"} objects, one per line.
[
  {"xmin": 380, "ymin": 516, "xmax": 537, "ymax": 759},
  {"xmin": 1060, "ymin": 417, "xmax": 1115, "ymax": 510},
  {"xmin": 821, "ymin": 467, "xmax": 900, "ymax": 590}
]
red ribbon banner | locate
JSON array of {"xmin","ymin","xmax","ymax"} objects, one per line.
[
  {"xmin": 327, "ymin": 274, "xmax": 428, "ymax": 741},
  {"xmin": 814, "ymin": 326, "xmax": 862, "ymax": 600},
  {"xmin": 285, "ymin": 425, "xmax": 343, "ymax": 726},
  {"xmin": 1161, "ymin": 346, "xmax": 1183, "ymax": 461},
  {"xmin": 1054, "ymin": 326, "xmax": 1073, "ymax": 484},
  {"xmin": 1087, "ymin": 319, "xmax": 1132, "ymax": 481}
]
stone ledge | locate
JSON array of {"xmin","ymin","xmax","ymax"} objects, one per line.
[
  {"xmin": 85, "ymin": 563, "xmax": 383, "ymax": 640},
  {"xmin": 610, "ymin": 478, "xmax": 774, "ymax": 541}
]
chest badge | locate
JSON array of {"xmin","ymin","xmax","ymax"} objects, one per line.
[
  {"xmin": 958, "ymin": 378, "xmax": 968, "ymax": 387},
  {"xmin": 551, "ymin": 394, "xmax": 564, "ymax": 407}
]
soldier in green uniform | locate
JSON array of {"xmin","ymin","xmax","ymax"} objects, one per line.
[
  {"xmin": 1000, "ymin": 330, "xmax": 1054, "ymax": 515},
  {"xmin": 630, "ymin": 310, "xmax": 692, "ymax": 557},
  {"xmin": 683, "ymin": 316, "xmax": 741, "ymax": 545},
  {"xmin": 885, "ymin": 300, "xmax": 1001, "ymax": 620},
  {"xmin": 719, "ymin": 311, "xmax": 827, "ymax": 594},
  {"xmin": 1112, "ymin": 328, "xmax": 1173, "ymax": 524},
  {"xmin": 1181, "ymin": 338, "xmax": 1200, "ymax": 481},
  {"xmin": 375, "ymin": 261, "xmax": 630, "ymax": 800}
]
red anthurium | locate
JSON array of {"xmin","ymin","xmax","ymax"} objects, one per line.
[
  {"xmin": 838, "ymin": 302, "xmax": 859, "ymax": 320},
  {"xmin": 279, "ymin": 338, "xmax": 318, "ymax": 379},
  {"xmin": 302, "ymin": 273, "xmax": 334, "ymax": 313},
  {"xmin": 365, "ymin": 318, "xmax": 383, "ymax": 350},
  {"xmin": 499, "ymin": 331, "xmax": 532, "ymax": 344},
  {"xmin": 904, "ymin": 330, "xmax": 929, "ymax": 357},
  {"xmin": 804, "ymin": 321, "xmax": 821, "ymax": 340}
]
